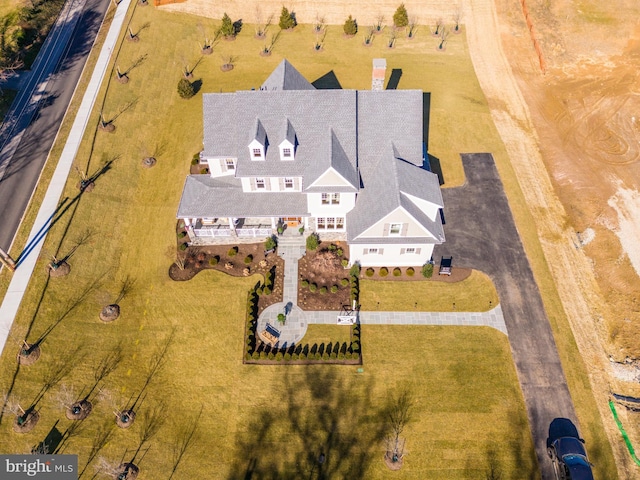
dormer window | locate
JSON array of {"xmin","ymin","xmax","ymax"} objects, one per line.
[
  {"xmin": 249, "ymin": 118, "xmax": 267, "ymax": 161},
  {"xmin": 256, "ymin": 178, "xmax": 266, "ymax": 189},
  {"xmin": 279, "ymin": 118, "xmax": 296, "ymax": 160},
  {"xmin": 284, "ymin": 178, "xmax": 294, "ymax": 189},
  {"xmin": 226, "ymin": 159, "xmax": 235, "ymax": 170}
]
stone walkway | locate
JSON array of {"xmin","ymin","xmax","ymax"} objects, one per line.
[{"xmin": 256, "ymin": 234, "xmax": 508, "ymax": 347}]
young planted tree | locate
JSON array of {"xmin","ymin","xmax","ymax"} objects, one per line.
[
  {"xmin": 432, "ymin": 17, "xmax": 444, "ymax": 36},
  {"xmin": 3, "ymin": 393, "xmax": 39, "ymax": 433},
  {"xmin": 438, "ymin": 26, "xmax": 449, "ymax": 50},
  {"xmin": 220, "ymin": 54, "xmax": 236, "ymax": 72},
  {"xmin": 383, "ymin": 389, "xmax": 413, "ymax": 468},
  {"xmin": 387, "ymin": 29, "xmax": 397, "ymax": 48},
  {"xmin": 56, "ymin": 385, "xmax": 93, "ymax": 420},
  {"xmin": 254, "ymin": 8, "xmax": 273, "ymax": 39},
  {"xmin": 407, "ymin": 16, "xmax": 418, "ymax": 39},
  {"xmin": 313, "ymin": 14, "xmax": 325, "ymax": 34},
  {"xmin": 343, "ymin": 15, "xmax": 357, "ymax": 36},
  {"xmin": 100, "ymin": 276, "xmax": 135, "ymax": 322},
  {"xmin": 260, "ymin": 31, "xmax": 280, "ymax": 56},
  {"xmin": 453, "ymin": 5, "xmax": 463, "ymax": 33},
  {"xmin": 393, "ymin": 4, "xmax": 409, "ymax": 29},
  {"xmin": 279, "ymin": 6, "xmax": 296, "ymax": 30},
  {"xmin": 374, "ymin": 14, "xmax": 385, "ymax": 34},
  {"xmin": 364, "ymin": 27, "xmax": 374, "ymax": 46},
  {"xmin": 313, "ymin": 31, "xmax": 326, "ymax": 51},
  {"xmin": 95, "ymin": 456, "xmax": 139, "ymax": 480},
  {"xmin": 116, "ymin": 54, "xmax": 147, "ymax": 84}
]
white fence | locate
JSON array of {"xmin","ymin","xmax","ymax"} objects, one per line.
[
  {"xmin": 194, "ymin": 228, "xmax": 231, "ymax": 237},
  {"xmin": 237, "ymin": 228, "xmax": 272, "ymax": 237}
]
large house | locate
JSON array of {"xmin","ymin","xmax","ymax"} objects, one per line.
[{"xmin": 177, "ymin": 60, "xmax": 445, "ymax": 267}]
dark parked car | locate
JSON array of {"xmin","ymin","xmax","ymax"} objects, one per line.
[{"xmin": 547, "ymin": 418, "xmax": 594, "ymax": 480}]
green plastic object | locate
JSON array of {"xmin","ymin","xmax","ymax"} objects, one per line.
[
  {"xmin": 357, "ymin": 368, "xmax": 364, "ymax": 373},
  {"xmin": 609, "ymin": 400, "xmax": 640, "ymax": 466}
]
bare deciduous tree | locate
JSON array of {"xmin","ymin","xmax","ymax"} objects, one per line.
[
  {"xmin": 384, "ymin": 389, "xmax": 413, "ymax": 464},
  {"xmin": 433, "ymin": 17, "xmax": 444, "ymax": 35}
]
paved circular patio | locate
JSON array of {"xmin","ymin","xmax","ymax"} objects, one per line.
[{"xmin": 257, "ymin": 302, "xmax": 308, "ymax": 348}]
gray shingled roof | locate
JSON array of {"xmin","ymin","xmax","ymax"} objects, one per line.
[
  {"xmin": 260, "ymin": 59, "xmax": 315, "ymax": 91},
  {"xmin": 204, "ymin": 89, "xmax": 359, "ymax": 190},
  {"xmin": 177, "ymin": 175, "xmax": 308, "ymax": 217},
  {"xmin": 192, "ymin": 61, "xmax": 444, "ymax": 246}
]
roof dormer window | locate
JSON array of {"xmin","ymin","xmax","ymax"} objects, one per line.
[
  {"xmin": 249, "ymin": 118, "xmax": 267, "ymax": 161},
  {"xmin": 279, "ymin": 118, "xmax": 296, "ymax": 161}
]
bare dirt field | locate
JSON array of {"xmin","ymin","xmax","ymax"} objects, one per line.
[{"xmin": 160, "ymin": 0, "xmax": 640, "ymax": 475}]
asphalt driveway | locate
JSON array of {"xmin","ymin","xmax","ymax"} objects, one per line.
[{"xmin": 433, "ymin": 153, "xmax": 577, "ymax": 479}]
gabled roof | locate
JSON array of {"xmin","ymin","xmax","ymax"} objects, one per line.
[
  {"xmin": 251, "ymin": 118, "xmax": 267, "ymax": 146},
  {"xmin": 346, "ymin": 149, "xmax": 444, "ymax": 243},
  {"xmin": 305, "ymin": 129, "xmax": 358, "ymax": 191},
  {"xmin": 281, "ymin": 118, "xmax": 296, "ymax": 146},
  {"xmin": 205, "ymin": 89, "xmax": 359, "ymax": 183},
  {"xmin": 260, "ymin": 59, "xmax": 315, "ymax": 91}
]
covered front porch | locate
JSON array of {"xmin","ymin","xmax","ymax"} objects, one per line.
[{"xmin": 182, "ymin": 216, "xmax": 309, "ymax": 244}]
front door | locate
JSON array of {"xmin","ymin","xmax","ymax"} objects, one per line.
[{"xmin": 283, "ymin": 217, "xmax": 301, "ymax": 227}]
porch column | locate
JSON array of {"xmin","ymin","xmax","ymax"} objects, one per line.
[{"xmin": 271, "ymin": 217, "xmax": 277, "ymax": 229}]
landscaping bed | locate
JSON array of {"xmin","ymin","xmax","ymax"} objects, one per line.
[
  {"xmin": 362, "ymin": 265, "xmax": 472, "ymax": 283},
  {"xmin": 297, "ymin": 241, "xmax": 351, "ymax": 310},
  {"xmin": 169, "ymin": 240, "xmax": 284, "ymax": 311}
]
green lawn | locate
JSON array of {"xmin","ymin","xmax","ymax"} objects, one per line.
[
  {"xmin": 0, "ymin": 4, "xmax": 610, "ymax": 477},
  {"xmin": 360, "ymin": 270, "xmax": 499, "ymax": 312}
]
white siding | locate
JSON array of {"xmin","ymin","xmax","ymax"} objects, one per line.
[
  {"xmin": 402, "ymin": 192, "xmax": 441, "ymax": 221},
  {"xmin": 207, "ymin": 157, "xmax": 236, "ymax": 178},
  {"xmin": 307, "ymin": 192, "xmax": 356, "ymax": 217},
  {"xmin": 308, "ymin": 167, "xmax": 354, "ymax": 188},
  {"xmin": 240, "ymin": 177, "xmax": 252, "ymax": 192},
  {"xmin": 357, "ymin": 207, "xmax": 433, "ymax": 239},
  {"xmin": 352, "ymin": 243, "xmax": 434, "ymax": 267}
]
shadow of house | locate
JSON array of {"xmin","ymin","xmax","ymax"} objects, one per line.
[
  {"xmin": 386, "ymin": 68, "xmax": 402, "ymax": 90},
  {"xmin": 312, "ymin": 71, "xmax": 342, "ymax": 90}
]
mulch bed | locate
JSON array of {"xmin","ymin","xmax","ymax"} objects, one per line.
[
  {"xmin": 66, "ymin": 400, "xmax": 92, "ymax": 420},
  {"xmin": 17, "ymin": 343, "xmax": 40, "ymax": 365},
  {"xmin": 13, "ymin": 410, "xmax": 39, "ymax": 433},
  {"xmin": 100, "ymin": 304, "xmax": 120, "ymax": 322},
  {"xmin": 361, "ymin": 266, "xmax": 472, "ymax": 283},
  {"xmin": 169, "ymin": 241, "xmax": 284, "ymax": 311},
  {"xmin": 116, "ymin": 410, "xmax": 136, "ymax": 428},
  {"xmin": 297, "ymin": 242, "xmax": 351, "ymax": 311}
]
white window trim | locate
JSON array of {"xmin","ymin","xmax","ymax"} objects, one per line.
[
  {"xmin": 331, "ymin": 193, "xmax": 340, "ymax": 205},
  {"xmin": 284, "ymin": 178, "xmax": 294, "ymax": 189},
  {"xmin": 368, "ymin": 248, "xmax": 379, "ymax": 255},
  {"xmin": 226, "ymin": 159, "xmax": 235, "ymax": 170},
  {"xmin": 389, "ymin": 223, "xmax": 403, "ymax": 236},
  {"xmin": 255, "ymin": 178, "xmax": 266, "ymax": 189},
  {"xmin": 405, "ymin": 247, "xmax": 416, "ymax": 254}
]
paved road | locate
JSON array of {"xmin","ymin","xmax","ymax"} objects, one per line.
[
  {"xmin": 0, "ymin": 0, "xmax": 111, "ymax": 252},
  {"xmin": 433, "ymin": 153, "xmax": 577, "ymax": 479}
]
